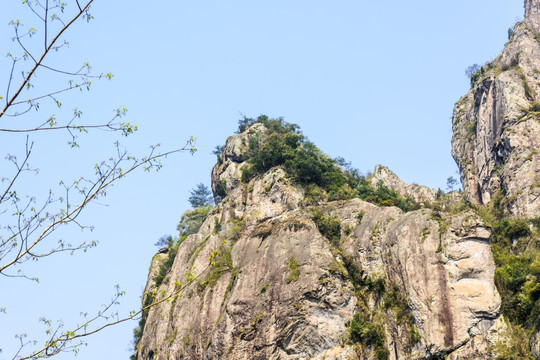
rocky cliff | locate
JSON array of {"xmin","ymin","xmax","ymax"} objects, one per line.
[
  {"xmin": 132, "ymin": 2, "xmax": 540, "ymax": 359},
  {"xmin": 452, "ymin": 0, "xmax": 540, "ymax": 217},
  {"xmin": 132, "ymin": 121, "xmax": 507, "ymax": 359}
]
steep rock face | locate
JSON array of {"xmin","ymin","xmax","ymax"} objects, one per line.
[
  {"xmin": 341, "ymin": 204, "xmax": 502, "ymax": 359},
  {"xmin": 134, "ymin": 125, "xmax": 504, "ymax": 360},
  {"xmin": 452, "ymin": 2, "xmax": 540, "ymax": 216}
]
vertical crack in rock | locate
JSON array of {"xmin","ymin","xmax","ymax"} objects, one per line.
[{"xmin": 436, "ymin": 257, "xmax": 454, "ymax": 348}]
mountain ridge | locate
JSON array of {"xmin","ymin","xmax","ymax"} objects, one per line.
[{"xmin": 132, "ymin": 1, "xmax": 540, "ymax": 358}]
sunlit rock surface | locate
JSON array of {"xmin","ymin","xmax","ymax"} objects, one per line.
[
  {"xmin": 452, "ymin": 0, "xmax": 540, "ymax": 217},
  {"xmin": 134, "ymin": 125, "xmax": 504, "ymax": 359}
]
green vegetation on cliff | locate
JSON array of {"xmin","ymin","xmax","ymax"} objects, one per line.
[
  {"xmin": 474, "ymin": 192, "xmax": 540, "ymax": 357},
  {"xmin": 240, "ymin": 116, "xmax": 359, "ymax": 200},
  {"xmin": 492, "ymin": 216, "xmax": 540, "ymax": 329},
  {"xmin": 237, "ymin": 115, "xmax": 418, "ymax": 212}
]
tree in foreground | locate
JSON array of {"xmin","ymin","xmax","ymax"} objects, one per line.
[{"xmin": 0, "ymin": 1, "xmax": 196, "ymax": 358}]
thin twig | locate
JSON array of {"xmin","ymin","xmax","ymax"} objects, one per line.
[
  {"xmin": 15, "ymin": 28, "xmax": 38, "ymax": 64},
  {"xmin": 3, "ymin": 104, "xmax": 33, "ymax": 117},
  {"xmin": 0, "ymin": 138, "xmax": 33, "ymax": 205},
  {"xmin": 25, "ymin": 0, "xmax": 45, "ymax": 22},
  {"xmin": 45, "ymin": 0, "xmax": 49, "ymax": 50},
  {"xmin": 6, "ymin": 60, "xmax": 16, "ymax": 106},
  {"xmin": 38, "ymin": 63, "xmax": 96, "ymax": 77},
  {"xmin": 10, "ymin": 82, "xmax": 89, "ymax": 106},
  {"xmin": 0, "ymin": 124, "xmax": 109, "ymax": 133}
]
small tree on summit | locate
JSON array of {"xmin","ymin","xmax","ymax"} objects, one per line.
[
  {"xmin": 465, "ymin": 64, "xmax": 480, "ymax": 78},
  {"xmin": 188, "ymin": 183, "xmax": 214, "ymax": 208},
  {"xmin": 154, "ymin": 235, "xmax": 173, "ymax": 248},
  {"xmin": 446, "ymin": 176, "xmax": 458, "ymax": 192}
]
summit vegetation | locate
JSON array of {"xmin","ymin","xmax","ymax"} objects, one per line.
[{"xmin": 236, "ymin": 115, "xmax": 419, "ymax": 212}]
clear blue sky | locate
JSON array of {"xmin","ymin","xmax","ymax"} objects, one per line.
[{"xmin": 0, "ymin": 1, "xmax": 524, "ymax": 359}]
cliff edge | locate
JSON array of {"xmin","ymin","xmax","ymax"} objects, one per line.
[{"xmin": 133, "ymin": 121, "xmax": 504, "ymax": 359}]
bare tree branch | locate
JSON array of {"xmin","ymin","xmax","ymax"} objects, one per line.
[
  {"xmin": 10, "ymin": 81, "xmax": 90, "ymax": 106},
  {"xmin": 13, "ymin": 262, "xmax": 210, "ymax": 360},
  {"xmin": 0, "ymin": 2, "xmax": 198, "ymax": 358},
  {"xmin": 0, "ymin": 138, "xmax": 196, "ymax": 275},
  {"xmin": 0, "ymin": 0, "xmax": 94, "ymax": 119}
]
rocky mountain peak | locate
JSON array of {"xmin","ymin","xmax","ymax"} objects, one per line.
[
  {"xmin": 370, "ymin": 165, "xmax": 438, "ymax": 205},
  {"xmin": 452, "ymin": 4, "xmax": 540, "ymax": 217},
  {"xmin": 133, "ymin": 116, "xmax": 507, "ymax": 359},
  {"xmin": 210, "ymin": 123, "xmax": 268, "ymax": 203}
]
